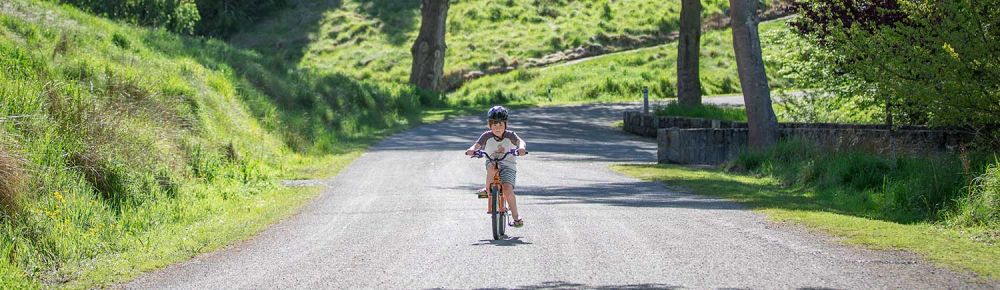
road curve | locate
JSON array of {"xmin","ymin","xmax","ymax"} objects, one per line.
[{"xmin": 124, "ymin": 104, "xmax": 993, "ymax": 289}]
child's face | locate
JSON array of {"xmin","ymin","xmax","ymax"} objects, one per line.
[{"xmin": 488, "ymin": 121, "xmax": 506, "ymax": 135}]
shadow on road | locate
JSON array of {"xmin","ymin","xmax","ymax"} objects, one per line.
[
  {"xmin": 471, "ymin": 236, "xmax": 533, "ymax": 247},
  {"xmin": 516, "ymin": 182, "xmax": 745, "ymax": 210},
  {"xmin": 477, "ymin": 281, "xmax": 681, "ymax": 289},
  {"xmin": 369, "ymin": 104, "xmax": 655, "ymax": 163}
]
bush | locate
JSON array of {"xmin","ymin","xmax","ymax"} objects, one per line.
[
  {"xmin": 56, "ymin": 0, "xmax": 201, "ymax": 34},
  {"xmin": 787, "ymin": 0, "xmax": 1000, "ymax": 142}
]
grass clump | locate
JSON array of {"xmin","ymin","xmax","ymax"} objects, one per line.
[
  {"xmin": 654, "ymin": 103, "xmax": 747, "ymax": 122},
  {"xmin": 0, "ymin": 141, "xmax": 26, "ymax": 214}
]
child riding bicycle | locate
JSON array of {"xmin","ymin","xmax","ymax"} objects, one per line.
[{"xmin": 465, "ymin": 106, "xmax": 527, "ymax": 228}]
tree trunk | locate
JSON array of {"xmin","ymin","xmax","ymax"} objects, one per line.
[
  {"xmin": 410, "ymin": 0, "xmax": 449, "ymax": 91},
  {"xmin": 729, "ymin": 0, "xmax": 778, "ymax": 150},
  {"xmin": 677, "ymin": 0, "xmax": 702, "ymax": 107}
]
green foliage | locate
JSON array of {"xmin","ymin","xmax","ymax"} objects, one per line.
[
  {"xmin": 51, "ymin": 0, "xmax": 287, "ymax": 37},
  {"xmin": 947, "ymin": 159, "xmax": 1000, "ymax": 229},
  {"xmin": 654, "ymin": 103, "xmax": 747, "ymax": 122},
  {"xmin": 53, "ymin": 0, "xmax": 201, "ymax": 34},
  {"xmin": 728, "ymin": 138, "xmax": 997, "ymax": 226},
  {"xmin": 787, "ymin": 0, "xmax": 1000, "ymax": 142}
]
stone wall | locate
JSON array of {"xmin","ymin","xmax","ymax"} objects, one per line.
[{"xmin": 623, "ymin": 111, "xmax": 974, "ymax": 165}]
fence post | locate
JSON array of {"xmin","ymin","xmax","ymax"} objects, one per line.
[
  {"xmin": 643, "ymin": 87, "xmax": 650, "ymax": 115},
  {"xmin": 886, "ymin": 94, "xmax": 896, "ymax": 163}
]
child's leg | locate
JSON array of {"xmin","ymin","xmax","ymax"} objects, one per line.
[
  {"xmin": 502, "ymin": 183, "xmax": 518, "ymax": 220},
  {"xmin": 485, "ymin": 166, "xmax": 497, "ymax": 192}
]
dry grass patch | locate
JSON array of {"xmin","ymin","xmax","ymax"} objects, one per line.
[{"xmin": 0, "ymin": 141, "xmax": 26, "ymax": 215}]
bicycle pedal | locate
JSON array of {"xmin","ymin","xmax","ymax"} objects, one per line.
[{"xmin": 477, "ymin": 193, "xmax": 488, "ymax": 199}]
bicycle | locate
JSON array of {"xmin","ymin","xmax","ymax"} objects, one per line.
[{"xmin": 468, "ymin": 148, "xmax": 526, "ymax": 240}]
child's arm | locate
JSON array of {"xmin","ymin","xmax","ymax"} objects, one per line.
[
  {"xmin": 466, "ymin": 132, "xmax": 489, "ymax": 155},
  {"xmin": 465, "ymin": 143, "xmax": 481, "ymax": 155},
  {"xmin": 511, "ymin": 131, "xmax": 527, "ymax": 155}
]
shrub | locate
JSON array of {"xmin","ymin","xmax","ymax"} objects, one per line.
[{"xmin": 56, "ymin": 0, "xmax": 201, "ymax": 34}]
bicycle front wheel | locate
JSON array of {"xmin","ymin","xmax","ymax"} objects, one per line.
[{"xmin": 491, "ymin": 186, "xmax": 502, "ymax": 240}]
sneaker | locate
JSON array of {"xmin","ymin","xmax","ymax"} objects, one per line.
[{"xmin": 511, "ymin": 219, "xmax": 524, "ymax": 228}]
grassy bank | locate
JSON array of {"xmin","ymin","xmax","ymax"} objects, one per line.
[
  {"xmin": 450, "ymin": 19, "xmax": 796, "ymax": 106},
  {"xmin": 0, "ymin": 0, "xmax": 446, "ymax": 287},
  {"xmin": 612, "ymin": 141, "xmax": 999, "ymax": 279},
  {"xmin": 233, "ymin": 0, "xmax": 737, "ymax": 84}
]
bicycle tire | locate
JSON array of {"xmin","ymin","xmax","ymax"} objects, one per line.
[
  {"xmin": 491, "ymin": 186, "xmax": 501, "ymax": 240},
  {"xmin": 499, "ymin": 198, "xmax": 506, "ymax": 237}
]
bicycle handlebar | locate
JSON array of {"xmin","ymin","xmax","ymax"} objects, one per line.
[{"xmin": 467, "ymin": 148, "xmax": 527, "ymax": 162}]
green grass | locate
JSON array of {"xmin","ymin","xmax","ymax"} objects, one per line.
[
  {"xmin": 232, "ymin": 0, "xmax": 746, "ymax": 84},
  {"xmin": 449, "ymin": 19, "xmax": 797, "ymax": 106},
  {"xmin": 654, "ymin": 103, "xmax": 747, "ymax": 122},
  {"xmin": 611, "ymin": 142, "xmax": 1000, "ymax": 279},
  {"xmin": 0, "ymin": 0, "xmax": 456, "ymax": 287}
]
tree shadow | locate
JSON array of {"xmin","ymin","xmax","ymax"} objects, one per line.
[
  {"xmin": 354, "ymin": 0, "xmax": 421, "ymax": 46},
  {"xmin": 139, "ymin": 27, "xmax": 432, "ymax": 155},
  {"xmin": 469, "ymin": 281, "xmax": 682, "ymax": 290},
  {"xmin": 614, "ymin": 164, "xmax": 914, "ymax": 224},
  {"xmin": 369, "ymin": 104, "xmax": 657, "ymax": 163},
  {"xmin": 228, "ymin": 0, "xmax": 346, "ymax": 65},
  {"xmin": 515, "ymin": 182, "xmax": 746, "ymax": 210}
]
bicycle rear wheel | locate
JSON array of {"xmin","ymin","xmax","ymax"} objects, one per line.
[{"xmin": 491, "ymin": 186, "xmax": 502, "ymax": 240}]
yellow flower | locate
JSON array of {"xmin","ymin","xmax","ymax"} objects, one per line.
[{"xmin": 942, "ymin": 42, "xmax": 959, "ymax": 60}]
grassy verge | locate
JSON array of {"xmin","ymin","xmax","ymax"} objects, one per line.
[
  {"xmin": 654, "ymin": 103, "xmax": 747, "ymax": 122},
  {"xmin": 611, "ymin": 143, "xmax": 1000, "ymax": 279}
]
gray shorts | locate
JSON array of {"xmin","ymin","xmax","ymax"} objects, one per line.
[{"xmin": 485, "ymin": 160, "xmax": 516, "ymax": 187}]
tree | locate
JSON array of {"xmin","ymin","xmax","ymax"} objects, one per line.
[
  {"xmin": 676, "ymin": 0, "xmax": 702, "ymax": 107},
  {"xmin": 730, "ymin": 0, "xmax": 779, "ymax": 149},
  {"xmin": 789, "ymin": 0, "xmax": 1000, "ymax": 145},
  {"xmin": 410, "ymin": 0, "xmax": 450, "ymax": 91}
]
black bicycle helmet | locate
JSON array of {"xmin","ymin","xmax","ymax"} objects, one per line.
[{"xmin": 487, "ymin": 105, "xmax": 508, "ymax": 122}]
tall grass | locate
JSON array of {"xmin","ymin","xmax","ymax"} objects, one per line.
[
  {"xmin": 728, "ymin": 138, "xmax": 999, "ymax": 230},
  {"xmin": 654, "ymin": 103, "xmax": 747, "ymax": 122}
]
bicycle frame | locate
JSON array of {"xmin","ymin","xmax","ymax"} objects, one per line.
[{"xmin": 470, "ymin": 148, "xmax": 525, "ymax": 239}]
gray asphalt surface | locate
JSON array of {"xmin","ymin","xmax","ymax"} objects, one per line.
[{"xmin": 125, "ymin": 104, "xmax": 995, "ymax": 289}]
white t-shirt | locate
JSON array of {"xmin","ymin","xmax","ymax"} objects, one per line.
[{"xmin": 475, "ymin": 130, "xmax": 522, "ymax": 166}]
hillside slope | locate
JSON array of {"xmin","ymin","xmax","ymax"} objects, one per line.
[
  {"xmin": 0, "ymin": 0, "xmax": 432, "ymax": 287},
  {"xmin": 231, "ymin": 0, "xmax": 737, "ymax": 83}
]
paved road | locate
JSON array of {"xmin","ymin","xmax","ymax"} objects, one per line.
[{"xmin": 125, "ymin": 104, "xmax": 993, "ymax": 289}]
